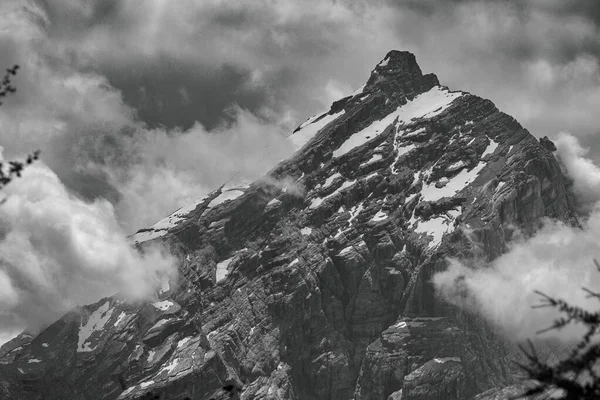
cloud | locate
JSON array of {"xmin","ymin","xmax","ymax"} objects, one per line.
[
  {"xmin": 555, "ymin": 132, "xmax": 600, "ymax": 210},
  {"xmin": 433, "ymin": 133, "xmax": 600, "ymax": 343},
  {"xmin": 109, "ymin": 107, "xmax": 296, "ymax": 233},
  {"xmin": 0, "ymin": 0, "xmax": 296, "ymax": 235},
  {"xmin": 29, "ymin": 0, "xmax": 600, "ymax": 163},
  {"xmin": 0, "ymin": 163, "xmax": 177, "ymax": 335}
]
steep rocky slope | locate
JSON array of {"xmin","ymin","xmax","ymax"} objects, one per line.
[{"xmin": 0, "ymin": 50, "xmax": 577, "ymax": 400}]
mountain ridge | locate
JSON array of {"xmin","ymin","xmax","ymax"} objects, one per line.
[{"xmin": 0, "ymin": 50, "xmax": 576, "ymax": 400}]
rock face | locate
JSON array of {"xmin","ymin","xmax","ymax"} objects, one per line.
[{"xmin": 0, "ymin": 50, "xmax": 577, "ymax": 399}]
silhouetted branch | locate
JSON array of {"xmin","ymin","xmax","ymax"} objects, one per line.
[
  {"xmin": 515, "ymin": 260, "xmax": 600, "ymax": 399},
  {"xmin": 0, "ymin": 64, "xmax": 40, "ymax": 190}
]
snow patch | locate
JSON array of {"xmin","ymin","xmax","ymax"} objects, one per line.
[
  {"xmin": 366, "ymin": 172, "xmax": 379, "ymax": 180},
  {"xmin": 482, "ymin": 138, "xmax": 499, "ymax": 158},
  {"xmin": 401, "ymin": 127, "xmax": 427, "ymax": 138},
  {"xmin": 140, "ymin": 381, "xmax": 154, "ymax": 389},
  {"xmin": 360, "ymin": 154, "xmax": 383, "ymax": 167},
  {"xmin": 378, "ymin": 57, "xmax": 390, "ymax": 67},
  {"xmin": 446, "ymin": 160, "xmax": 467, "ymax": 173},
  {"xmin": 290, "ymin": 110, "xmax": 346, "ymax": 150},
  {"xmin": 27, "ymin": 358, "xmax": 41, "ymax": 363},
  {"xmin": 266, "ymin": 198, "xmax": 282, "ymax": 207},
  {"xmin": 332, "ymin": 87, "xmax": 461, "ymax": 158},
  {"xmin": 300, "ymin": 227, "xmax": 312, "ymax": 236},
  {"xmin": 323, "ymin": 172, "xmax": 342, "ymax": 188},
  {"xmin": 421, "ymin": 162, "xmax": 487, "ymax": 202},
  {"xmin": 130, "ymin": 228, "xmax": 168, "ymax": 245},
  {"xmin": 162, "ymin": 358, "xmax": 179, "ymax": 375},
  {"xmin": 339, "ymin": 246, "xmax": 353, "ymax": 256},
  {"xmin": 393, "ymin": 321, "xmax": 407, "ymax": 329},
  {"xmin": 216, "ymin": 257, "xmax": 234, "ymax": 282},
  {"xmin": 177, "ymin": 337, "xmax": 191, "ymax": 349},
  {"xmin": 433, "ymin": 357, "xmax": 461, "ymax": 364},
  {"xmin": 298, "ymin": 112, "xmax": 325, "ymax": 130},
  {"xmin": 131, "ymin": 194, "xmax": 210, "ymax": 244},
  {"xmin": 41, "ymin": 343, "xmax": 48, "ymax": 348},
  {"xmin": 391, "ymin": 143, "xmax": 416, "ymax": 174},
  {"xmin": 412, "ymin": 209, "xmax": 462, "ymax": 249},
  {"xmin": 309, "ymin": 180, "xmax": 356, "ymax": 209},
  {"xmin": 152, "ymin": 300, "xmax": 174, "ymax": 311},
  {"xmin": 77, "ymin": 301, "xmax": 113, "ymax": 352},
  {"xmin": 208, "ymin": 189, "xmax": 244, "ymax": 208},
  {"xmin": 371, "ymin": 210, "xmax": 388, "ymax": 222},
  {"xmin": 113, "ymin": 311, "xmax": 127, "ymax": 327}
]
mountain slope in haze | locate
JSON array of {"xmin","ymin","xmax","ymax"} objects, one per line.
[{"xmin": 0, "ymin": 50, "xmax": 577, "ymax": 400}]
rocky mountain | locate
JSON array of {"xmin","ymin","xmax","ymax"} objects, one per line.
[{"xmin": 0, "ymin": 50, "xmax": 577, "ymax": 400}]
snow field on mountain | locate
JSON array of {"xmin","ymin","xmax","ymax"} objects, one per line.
[
  {"xmin": 408, "ymin": 204, "xmax": 462, "ymax": 248},
  {"xmin": 301, "ymin": 227, "xmax": 312, "ymax": 235},
  {"xmin": 113, "ymin": 311, "xmax": 127, "ymax": 328},
  {"xmin": 77, "ymin": 301, "xmax": 112, "ymax": 352},
  {"xmin": 309, "ymin": 180, "xmax": 356, "ymax": 209},
  {"xmin": 420, "ymin": 162, "xmax": 486, "ymax": 202},
  {"xmin": 360, "ymin": 154, "xmax": 383, "ymax": 167},
  {"xmin": 378, "ymin": 57, "xmax": 390, "ymax": 67},
  {"xmin": 216, "ymin": 256, "xmax": 234, "ymax": 282},
  {"xmin": 131, "ymin": 180, "xmax": 252, "ymax": 244},
  {"xmin": 332, "ymin": 87, "xmax": 462, "ymax": 158},
  {"xmin": 152, "ymin": 300, "xmax": 174, "ymax": 311},
  {"xmin": 371, "ymin": 210, "xmax": 388, "ymax": 222},
  {"xmin": 482, "ymin": 138, "xmax": 499, "ymax": 158},
  {"xmin": 417, "ymin": 136, "xmax": 497, "ymax": 202},
  {"xmin": 323, "ymin": 172, "xmax": 342, "ymax": 188},
  {"xmin": 434, "ymin": 357, "xmax": 461, "ymax": 364},
  {"xmin": 266, "ymin": 198, "xmax": 282, "ymax": 208},
  {"xmin": 290, "ymin": 110, "xmax": 346, "ymax": 150},
  {"xmin": 207, "ymin": 189, "xmax": 244, "ymax": 208}
]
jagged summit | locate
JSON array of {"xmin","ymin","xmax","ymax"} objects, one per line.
[
  {"xmin": 365, "ymin": 50, "xmax": 440, "ymax": 96},
  {"xmin": 0, "ymin": 51, "xmax": 576, "ymax": 400}
]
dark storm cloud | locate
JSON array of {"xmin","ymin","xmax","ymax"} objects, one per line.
[{"xmin": 101, "ymin": 61, "xmax": 270, "ymax": 130}]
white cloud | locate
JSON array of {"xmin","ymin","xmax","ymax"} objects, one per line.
[
  {"xmin": 555, "ymin": 132, "xmax": 600, "ymax": 209},
  {"xmin": 0, "ymin": 163, "xmax": 177, "ymax": 336}
]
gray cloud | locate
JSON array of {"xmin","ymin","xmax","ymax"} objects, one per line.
[{"xmin": 32, "ymin": 0, "xmax": 600, "ymax": 161}]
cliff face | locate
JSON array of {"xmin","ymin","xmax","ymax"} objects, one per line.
[{"xmin": 0, "ymin": 50, "xmax": 577, "ymax": 400}]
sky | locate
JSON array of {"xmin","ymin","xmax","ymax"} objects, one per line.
[{"xmin": 1, "ymin": 0, "xmax": 600, "ymax": 343}]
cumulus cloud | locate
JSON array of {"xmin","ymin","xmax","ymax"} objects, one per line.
[
  {"xmin": 0, "ymin": 163, "xmax": 177, "ymax": 334},
  {"xmin": 554, "ymin": 132, "xmax": 600, "ymax": 210},
  {"xmin": 0, "ymin": 0, "xmax": 296, "ymax": 234},
  {"xmin": 433, "ymin": 133, "xmax": 600, "ymax": 343}
]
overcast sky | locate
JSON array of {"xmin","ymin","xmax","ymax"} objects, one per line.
[{"xmin": 1, "ymin": 0, "xmax": 600, "ymax": 341}]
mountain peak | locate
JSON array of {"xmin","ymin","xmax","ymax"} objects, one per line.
[
  {"xmin": 0, "ymin": 50, "xmax": 578, "ymax": 400},
  {"xmin": 364, "ymin": 50, "xmax": 440, "ymax": 101}
]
